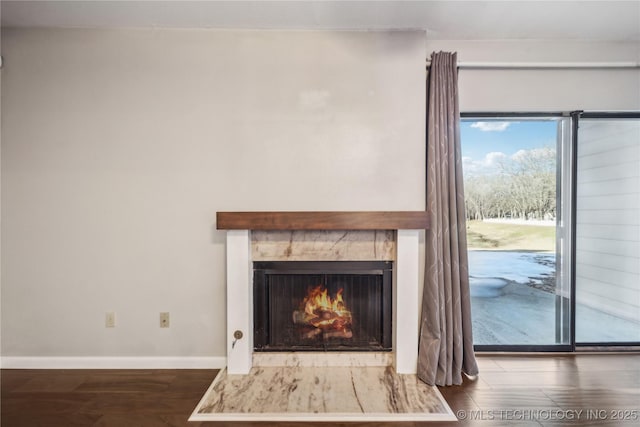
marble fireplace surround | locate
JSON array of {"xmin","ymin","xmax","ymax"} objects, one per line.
[{"xmin": 216, "ymin": 211, "xmax": 429, "ymax": 375}]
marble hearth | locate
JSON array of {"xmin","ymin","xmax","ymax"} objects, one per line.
[
  {"xmin": 190, "ymin": 365, "xmax": 455, "ymax": 422},
  {"xmin": 217, "ymin": 211, "xmax": 428, "ymax": 375}
]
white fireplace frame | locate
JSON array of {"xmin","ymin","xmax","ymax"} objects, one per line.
[{"xmin": 224, "ymin": 229, "xmax": 421, "ymax": 375}]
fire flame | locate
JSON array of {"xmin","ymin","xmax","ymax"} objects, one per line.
[
  {"xmin": 294, "ymin": 285, "xmax": 353, "ymax": 338},
  {"xmin": 303, "ymin": 286, "xmax": 349, "ymax": 318}
]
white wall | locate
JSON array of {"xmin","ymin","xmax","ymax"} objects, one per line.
[
  {"xmin": 427, "ymin": 40, "xmax": 640, "ymax": 111},
  {"xmin": 1, "ymin": 28, "xmax": 426, "ymax": 361},
  {"xmin": 2, "ymin": 29, "xmax": 639, "ymax": 363}
]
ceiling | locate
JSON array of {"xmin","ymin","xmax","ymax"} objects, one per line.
[{"xmin": 2, "ymin": 1, "xmax": 639, "ymax": 42}]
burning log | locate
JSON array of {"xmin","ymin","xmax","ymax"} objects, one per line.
[
  {"xmin": 292, "ymin": 310, "xmax": 307, "ymax": 325},
  {"xmin": 302, "ymin": 328, "xmax": 323, "ymax": 339},
  {"xmin": 323, "ymin": 329, "xmax": 353, "ymax": 339},
  {"xmin": 293, "ymin": 310, "xmax": 350, "ymax": 327}
]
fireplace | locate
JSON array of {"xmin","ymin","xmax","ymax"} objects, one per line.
[
  {"xmin": 217, "ymin": 211, "xmax": 427, "ymax": 374},
  {"xmin": 253, "ymin": 261, "xmax": 392, "ymax": 351}
]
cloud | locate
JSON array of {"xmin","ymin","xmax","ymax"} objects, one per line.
[
  {"xmin": 511, "ymin": 147, "xmax": 555, "ymax": 162},
  {"xmin": 470, "ymin": 121, "xmax": 510, "ymax": 132},
  {"xmin": 462, "ymin": 151, "xmax": 507, "ymax": 176},
  {"xmin": 484, "ymin": 151, "xmax": 507, "ymax": 166}
]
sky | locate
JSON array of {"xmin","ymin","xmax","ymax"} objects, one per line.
[{"xmin": 460, "ymin": 119, "xmax": 558, "ymax": 176}]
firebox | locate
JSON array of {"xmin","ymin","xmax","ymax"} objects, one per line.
[{"xmin": 253, "ymin": 261, "xmax": 392, "ymax": 351}]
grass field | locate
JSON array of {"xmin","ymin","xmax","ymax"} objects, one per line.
[{"xmin": 466, "ymin": 220, "xmax": 555, "ymax": 252}]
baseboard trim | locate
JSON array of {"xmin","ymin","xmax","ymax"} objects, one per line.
[{"xmin": 0, "ymin": 356, "xmax": 227, "ymax": 369}]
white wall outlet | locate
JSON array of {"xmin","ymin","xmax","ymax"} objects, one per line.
[
  {"xmin": 105, "ymin": 312, "xmax": 116, "ymax": 328},
  {"xmin": 160, "ymin": 312, "xmax": 170, "ymax": 328}
]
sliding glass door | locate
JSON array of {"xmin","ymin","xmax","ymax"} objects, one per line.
[
  {"xmin": 575, "ymin": 114, "xmax": 640, "ymax": 345},
  {"xmin": 461, "ymin": 112, "xmax": 639, "ymax": 350}
]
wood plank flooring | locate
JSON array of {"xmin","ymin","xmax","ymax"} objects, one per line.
[{"xmin": 2, "ymin": 354, "xmax": 639, "ymax": 426}]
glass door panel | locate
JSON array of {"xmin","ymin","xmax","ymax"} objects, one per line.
[
  {"xmin": 575, "ymin": 117, "xmax": 640, "ymax": 344},
  {"xmin": 461, "ymin": 117, "xmax": 571, "ymax": 348}
]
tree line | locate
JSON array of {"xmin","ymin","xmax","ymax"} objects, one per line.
[{"xmin": 464, "ymin": 147, "xmax": 556, "ymax": 221}]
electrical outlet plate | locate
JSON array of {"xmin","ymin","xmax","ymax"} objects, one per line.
[
  {"xmin": 105, "ymin": 312, "xmax": 116, "ymax": 328},
  {"xmin": 160, "ymin": 312, "xmax": 170, "ymax": 328}
]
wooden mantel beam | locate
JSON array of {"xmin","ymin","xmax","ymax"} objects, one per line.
[{"xmin": 216, "ymin": 211, "xmax": 429, "ymax": 231}]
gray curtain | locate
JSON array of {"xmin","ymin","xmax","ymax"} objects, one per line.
[{"xmin": 417, "ymin": 52, "xmax": 479, "ymax": 386}]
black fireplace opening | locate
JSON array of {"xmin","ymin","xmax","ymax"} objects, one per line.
[{"xmin": 253, "ymin": 261, "xmax": 392, "ymax": 351}]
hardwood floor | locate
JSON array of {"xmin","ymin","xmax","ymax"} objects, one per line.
[{"xmin": 2, "ymin": 354, "xmax": 639, "ymax": 426}]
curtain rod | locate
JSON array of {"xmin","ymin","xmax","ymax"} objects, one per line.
[{"xmin": 425, "ymin": 61, "xmax": 640, "ymax": 70}]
